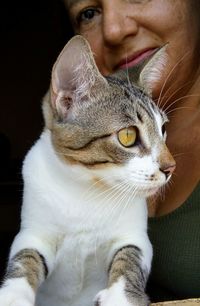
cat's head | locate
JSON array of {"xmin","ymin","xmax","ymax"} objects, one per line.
[{"xmin": 43, "ymin": 35, "xmax": 175, "ymax": 197}]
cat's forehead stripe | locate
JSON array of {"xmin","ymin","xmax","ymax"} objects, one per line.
[{"xmin": 107, "ymin": 76, "xmax": 156, "ymax": 121}]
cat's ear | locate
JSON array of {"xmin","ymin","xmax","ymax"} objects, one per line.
[
  {"xmin": 138, "ymin": 45, "xmax": 167, "ymax": 95},
  {"xmin": 114, "ymin": 45, "xmax": 167, "ymax": 96},
  {"xmin": 51, "ymin": 35, "xmax": 107, "ymax": 118}
]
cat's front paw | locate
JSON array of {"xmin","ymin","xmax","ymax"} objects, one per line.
[
  {"xmin": 94, "ymin": 277, "xmax": 149, "ymax": 306},
  {"xmin": 0, "ymin": 278, "xmax": 34, "ymax": 306}
]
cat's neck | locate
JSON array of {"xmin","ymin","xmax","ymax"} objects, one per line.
[{"xmin": 40, "ymin": 130, "xmax": 146, "ymax": 211}]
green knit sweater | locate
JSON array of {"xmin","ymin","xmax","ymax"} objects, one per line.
[{"xmin": 147, "ymin": 183, "xmax": 200, "ymax": 302}]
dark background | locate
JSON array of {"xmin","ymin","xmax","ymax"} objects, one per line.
[{"xmin": 0, "ymin": 0, "xmax": 73, "ymax": 279}]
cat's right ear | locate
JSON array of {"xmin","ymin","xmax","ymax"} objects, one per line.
[
  {"xmin": 51, "ymin": 35, "xmax": 108, "ymax": 119},
  {"xmin": 113, "ymin": 45, "xmax": 167, "ymax": 96}
]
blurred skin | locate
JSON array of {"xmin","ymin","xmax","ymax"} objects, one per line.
[{"xmin": 65, "ymin": 0, "xmax": 200, "ymax": 216}]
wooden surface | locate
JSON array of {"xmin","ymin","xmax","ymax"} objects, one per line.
[{"xmin": 151, "ymin": 299, "xmax": 200, "ymax": 305}]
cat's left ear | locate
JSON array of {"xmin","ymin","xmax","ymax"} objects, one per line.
[{"xmin": 51, "ymin": 35, "xmax": 108, "ymax": 118}]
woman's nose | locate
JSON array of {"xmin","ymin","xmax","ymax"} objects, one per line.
[{"xmin": 102, "ymin": 3, "xmax": 139, "ymax": 46}]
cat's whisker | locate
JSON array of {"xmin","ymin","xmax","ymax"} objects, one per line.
[
  {"xmin": 160, "ymin": 184, "xmax": 166, "ymax": 202},
  {"xmin": 94, "ymin": 181, "xmax": 131, "ymax": 225},
  {"xmin": 164, "ymin": 94, "xmax": 200, "ymax": 114},
  {"xmin": 105, "ymin": 182, "xmax": 132, "ymax": 224},
  {"xmin": 77, "ymin": 179, "xmax": 130, "ymax": 235},
  {"xmin": 166, "ymin": 106, "xmax": 195, "ymax": 116},
  {"xmin": 82, "ymin": 174, "xmax": 124, "ymax": 201},
  {"xmin": 91, "ymin": 182, "xmax": 132, "ymax": 262},
  {"xmin": 92, "ymin": 184, "xmax": 130, "ymax": 237},
  {"xmin": 167, "ymin": 178, "xmax": 175, "ymax": 189},
  {"xmin": 92, "ymin": 191, "xmax": 127, "ymax": 252},
  {"xmin": 111, "ymin": 190, "xmax": 132, "ymax": 227},
  {"xmin": 93, "ymin": 187, "xmax": 131, "ymax": 253},
  {"xmin": 173, "ymin": 152, "xmax": 186, "ymax": 158},
  {"xmin": 84, "ymin": 172, "xmax": 124, "ymax": 188},
  {"xmin": 148, "ymin": 192, "xmax": 158, "ymax": 209},
  {"xmin": 87, "ymin": 173, "xmax": 133, "ymax": 198},
  {"xmin": 125, "ymin": 53, "xmax": 131, "ymax": 86},
  {"xmin": 157, "ymin": 50, "xmax": 191, "ymax": 108},
  {"xmin": 84, "ymin": 179, "xmax": 125, "ymax": 203},
  {"xmin": 98, "ymin": 182, "xmax": 133, "ymax": 230},
  {"xmin": 171, "ymin": 171, "xmax": 178, "ymax": 178},
  {"xmin": 115, "ymin": 185, "xmax": 138, "ymax": 226},
  {"xmin": 119, "ymin": 187, "xmax": 139, "ymax": 224},
  {"xmin": 152, "ymin": 185, "xmax": 163, "ymax": 203},
  {"xmin": 161, "ymin": 80, "xmax": 194, "ymax": 111}
]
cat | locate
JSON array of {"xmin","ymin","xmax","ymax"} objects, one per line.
[{"xmin": 0, "ymin": 35, "xmax": 175, "ymax": 306}]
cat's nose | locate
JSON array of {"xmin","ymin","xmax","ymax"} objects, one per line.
[{"xmin": 160, "ymin": 163, "xmax": 176, "ymax": 179}]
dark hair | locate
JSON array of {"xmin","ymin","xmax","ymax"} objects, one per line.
[{"xmin": 55, "ymin": 0, "xmax": 74, "ymax": 44}]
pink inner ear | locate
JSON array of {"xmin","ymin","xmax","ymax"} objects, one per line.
[
  {"xmin": 50, "ymin": 37, "xmax": 89, "ymax": 113},
  {"xmin": 50, "ymin": 81, "xmax": 74, "ymax": 119},
  {"xmin": 139, "ymin": 45, "xmax": 167, "ymax": 94},
  {"xmin": 56, "ymin": 95, "xmax": 72, "ymax": 119},
  {"xmin": 50, "ymin": 35, "xmax": 108, "ymax": 118}
]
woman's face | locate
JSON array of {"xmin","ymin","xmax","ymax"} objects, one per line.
[{"xmin": 66, "ymin": 0, "xmax": 200, "ymax": 104}]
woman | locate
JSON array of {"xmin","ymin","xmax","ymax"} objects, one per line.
[{"xmin": 63, "ymin": 0, "xmax": 200, "ymax": 302}]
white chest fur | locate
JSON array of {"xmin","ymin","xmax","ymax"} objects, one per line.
[{"xmin": 15, "ymin": 130, "xmax": 152, "ymax": 306}]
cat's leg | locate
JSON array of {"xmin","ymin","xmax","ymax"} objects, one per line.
[
  {"xmin": 0, "ymin": 231, "xmax": 55, "ymax": 306},
  {"xmin": 94, "ymin": 245, "xmax": 150, "ymax": 306}
]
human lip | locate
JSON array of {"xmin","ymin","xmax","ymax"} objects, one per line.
[{"xmin": 117, "ymin": 48, "xmax": 158, "ymax": 69}]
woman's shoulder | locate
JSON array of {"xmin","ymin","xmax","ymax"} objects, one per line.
[{"xmin": 148, "ymin": 182, "xmax": 200, "ymax": 301}]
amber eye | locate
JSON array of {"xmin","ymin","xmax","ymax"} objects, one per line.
[{"xmin": 118, "ymin": 127, "xmax": 137, "ymax": 147}]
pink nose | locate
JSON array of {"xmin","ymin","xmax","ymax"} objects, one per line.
[{"xmin": 160, "ymin": 164, "xmax": 176, "ymax": 178}]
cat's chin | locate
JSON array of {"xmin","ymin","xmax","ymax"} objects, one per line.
[{"xmin": 137, "ymin": 186, "xmax": 160, "ymax": 198}]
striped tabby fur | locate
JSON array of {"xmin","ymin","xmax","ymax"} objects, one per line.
[{"xmin": 0, "ymin": 36, "xmax": 175, "ymax": 306}]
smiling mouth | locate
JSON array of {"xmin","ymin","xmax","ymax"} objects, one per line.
[{"xmin": 117, "ymin": 48, "xmax": 158, "ymax": 69}]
